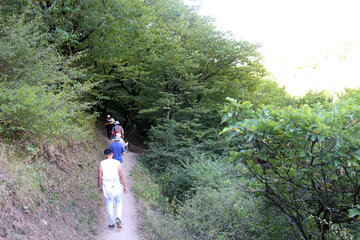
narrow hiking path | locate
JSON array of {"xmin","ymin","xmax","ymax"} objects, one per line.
[{"xmin": 97, "ymin": 150, "xmax": 143, "ymax": 240}]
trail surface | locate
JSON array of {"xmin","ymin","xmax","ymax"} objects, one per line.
[{"xmin": 97, "ymin": 151, "xmax": 143, "ymax": 240}]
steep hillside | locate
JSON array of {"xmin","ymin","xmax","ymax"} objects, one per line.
[{"xmin": 0, "ymin": 132, "xmax": 108, "ymax": 239}]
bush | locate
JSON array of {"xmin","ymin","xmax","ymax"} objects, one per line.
[
  {"xmin": 161, "ymin": 156, "xmax": 235, "ymax": 201},
  {"xmin": 0, "ymin": 85, "xmax": 90, "ymax": 139},
  {"xmin": 179, "ymin": 185, "xmax": 294, "ymax": 239},
  {"xmin": 142, "ymin": 119, "xmax": 235, "ymax": 203},
  {"xmin": 0, "ymin": 17, "xmax": 95, "ymax": 142},
  {"xmin": 134, "ymin": 159, "xmax": 297, "ymax": 240},
  {"xmin": 222, "ymin": 94, "xmax": 360, "ymax": 239}
]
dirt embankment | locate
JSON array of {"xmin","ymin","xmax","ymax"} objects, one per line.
[
  {"xmin": 0, "ymin": 129, "xmax": 146, "ymax": 240},
  {"xmin": 0, "ymin": 135, "xmax": 108, "ymax": 240}
]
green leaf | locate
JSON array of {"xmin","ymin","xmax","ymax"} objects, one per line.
[{"xmin": 348, "ymin": 206, "xmax": 360, "ymax": 218}]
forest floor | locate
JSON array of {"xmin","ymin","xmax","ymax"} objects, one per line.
[{"xmin": 97, "ymin": 140, "xmax": 144, "ymax": 240}]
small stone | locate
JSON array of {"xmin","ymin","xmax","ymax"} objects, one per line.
[
  {"xmin": 40, "ymin": 219, "xmax": 48, "ymax": 226},
  {"xmin": 0, "ymin": 227, "xmax": 6, "ymax": 237}
]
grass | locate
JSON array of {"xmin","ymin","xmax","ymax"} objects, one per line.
[{"xmin": 131, "ymin": 160, "xmax": 187, "ymax": 240}]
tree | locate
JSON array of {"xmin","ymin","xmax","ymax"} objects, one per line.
[
  {"xmin": 296, "ymin": 90, "xmax": 333, "ymax": 108},
  {"xmin": 250, "ymin": 79, "xmax": 295, "ymax": 108},
  {"xmin": 2, "ymin": 0, "xmax": 266, "ymax": 133},
  {"xmin": 222, "ymin": 96, "xmax": 360, "ymax": 239},
  {"xmin": 0, "ymin": 17, "xmax": 94, "ymax": 141},
  {"xmin": 75, "ymin": 0, "xmax": 266, "ymax": 133}
]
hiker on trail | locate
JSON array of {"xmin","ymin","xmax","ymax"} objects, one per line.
[
  {"xmin": 104, "ymin": 115, "xmax": 114, "ymax": 139},
  {"xmin": 98, "ymin": 149, "xmax": 127, "ymax": 230},
  {"xmin": 112, "ymin": 121, "xmax": 125, "ymax": 138},
  {"xmin": 113, "ymin": 133, "xmax": 128, "ymax": 148},
  {"xmin": 109, "ymin": 134, "xmax": 126, "ymax": 165}
]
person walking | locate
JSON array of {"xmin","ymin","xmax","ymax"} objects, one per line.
[
  {"xmin": 98, "ymin": 149, "xmax": 127, "ymax": 229},
  {"xmin": 104, "ymin": 115, "xmax": 113, "ymax": 139},
  {"xmin": 109, "ymin": 134, "xmax": 126, "ymax": 165},
  {"xmin": 112, "ymin": 121, "xmax": 125, "ymax": 138},
  {"xmin": 113, "ymin": 133, "xmax": 128, "ymax": 148}
]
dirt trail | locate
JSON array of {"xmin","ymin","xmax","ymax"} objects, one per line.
[{"xmin": 97, "ymin": 151, "xmax": 143, "ymax": 240}]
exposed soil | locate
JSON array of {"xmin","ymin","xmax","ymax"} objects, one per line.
[
  {"xmin": 0, "ymin": 137, "xmax": 107, "ymax": 240},
  {"xmin": 97, "ymin": 148, "xmax": 144, "ymax": 240},
  {"xmin": 0, "ymin": 129, "xmax": 145, "ymax": 240}
]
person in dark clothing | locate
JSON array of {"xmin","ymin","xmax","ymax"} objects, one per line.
[{"xmin": 104, "ymin": 115, "xmax": 114, "ymax": 139}]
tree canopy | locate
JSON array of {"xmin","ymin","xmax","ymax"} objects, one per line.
[
  {"xmin": 222, "ymin": 95, "xmax": 360, "ymax": 239},
  {"xmin": 1, "ymin": 1, "xmax": 359, "ymax": 239}
]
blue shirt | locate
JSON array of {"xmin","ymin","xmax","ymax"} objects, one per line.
[{"xmin": 109, "ymin": 142, "xmax": 125, "ymax": 163}]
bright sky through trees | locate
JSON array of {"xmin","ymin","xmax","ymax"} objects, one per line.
[{"xmin": 183, "ymin": 0, "xmax": 360, "ymax": 96}]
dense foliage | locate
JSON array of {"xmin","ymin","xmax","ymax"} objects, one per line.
[
  {"xmin": 1, "ymin": 0, "xmax": 265, "ymax": 128},
  {"xmin": 222, "ymin": 94, "xmax": 360, "ymax": 239},
  {"xmin": 0, "ymin": 9, "xmax": 102, "ymax": 240},
  {"xmin": 1, "ymin": 0, "xmax": 359, "ymax": 239},
  {"xmin": 0, "ymin": 18, "xmax": 94, "ymax": 141}
]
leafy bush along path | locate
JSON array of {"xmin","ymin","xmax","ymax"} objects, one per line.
[{"xmin": 97, "ymin": 151, "xmax": 143, "ymax": 240}]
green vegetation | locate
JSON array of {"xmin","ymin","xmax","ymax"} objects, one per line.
[
  {"xmin": 0, "ymin": 5, "xmax": 100, "ymax": 239},
  {"xmin": 0, "ymin": 18, "xmax": 94, "ymax": 141},
  {"xmin": 1, "ymin": 0, "xmax": 359, "ymax": 239},
  {"xmin": 222, "ymin": 95, "xmax": 360, "ymax": 239}
]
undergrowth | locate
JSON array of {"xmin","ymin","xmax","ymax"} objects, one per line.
[
  {"xmin": 131, "ymin": 161, "xmax": 183, "ymax": 240},
  {"xmin": 132, "ymin": 157, "xmax": 299, "ymax": 240}
]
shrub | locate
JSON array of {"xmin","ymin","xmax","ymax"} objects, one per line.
[
  {"xmin": 161, "ymin": 156, "xmax": 234, "ymax": 202},
  {"xmin": 222, "ymin": 94, "xmax": 360, "ymax": 239},
  {"xmin": 134, "ymin": 159, "xmax": 297, "ymax": 240},
  {"xmin": 172, "ymin": 185, "xmax": 298, "ymax": 240},
  {"xmin": 0, "ymin": 85, "xmax": 89, "ymax": 139},
  {"xmin": 0, "ymin": 18, "xmax": 95, "ymax": 142}
]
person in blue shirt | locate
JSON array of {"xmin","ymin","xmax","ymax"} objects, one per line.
[{"xmin": 109, "ymin": 134, "xmax": 126, "ymax": 165}]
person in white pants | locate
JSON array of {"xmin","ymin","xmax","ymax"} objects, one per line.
[{"xmin": 98, "ymin": 149, "xmax": 127, "ymax": 229}]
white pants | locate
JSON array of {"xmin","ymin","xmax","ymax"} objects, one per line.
[{"xmin": 106, "ymin": 195, "xmax": 122, "ymax": 225}]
